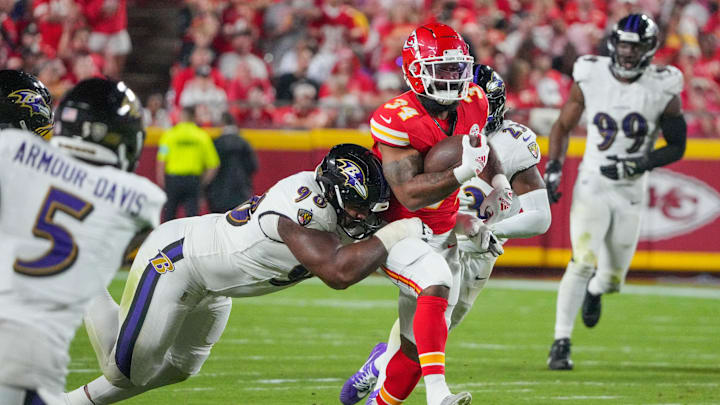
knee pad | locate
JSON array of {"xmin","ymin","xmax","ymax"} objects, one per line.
[
  {"xmin": 593, "ymin": 270, "xmax": 624, "ymax": 294},
  {"xmin": 102, "ymin": 356, "xmax": 134, "ymax": 389},
  {"xmin": 147, "ymin": 363, "xmax": 191, "ymax": 388},
  {"xmin": 566, "ymin": 259, "xmax": 595, "ymax": 279},
  {"xmin": 384, "ymin": 238, "xmax": 453, "ymax": 291}
]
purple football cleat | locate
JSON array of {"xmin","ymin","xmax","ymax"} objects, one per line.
[
  {"xmin": 340, "ymin": 342, "xmax": 387, "ymax": 405},
  {"xmin": 365, "ymin": 388, "xmax": 380, "ymax": 405}
]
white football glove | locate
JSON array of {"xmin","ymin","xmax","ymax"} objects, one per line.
[
  {"xmin": 453, "ymin": 134, "xmax": 490, "ymax": 183},
  {"xmin": 479, "ymin": 186, "xmax": 514, "ymax": 221},
  {"xmin": 468, "ymin": 222, "xmax": 504, "ymax": 257},
  {"xmin": 374, "ymin": 217, "xmax": 433, "ymax": 251}
]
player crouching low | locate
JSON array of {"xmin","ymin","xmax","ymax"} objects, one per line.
[{"xmin": 64, "ymin": 144, "xmax": 432, "ymax": 405}]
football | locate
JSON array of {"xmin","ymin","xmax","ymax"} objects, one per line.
[{"xmin": 423, "ymin": 134, "xmax": 479, "ymax": 173}]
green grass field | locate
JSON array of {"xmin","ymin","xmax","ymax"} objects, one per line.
[{"xmin": 67, "ymin": 275, "xmax": 720, "ymax": 405}]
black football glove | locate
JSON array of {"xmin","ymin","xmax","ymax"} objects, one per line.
[
  {"xmin": 599, "ymin": 155, "xmax": 651, "ymax": 180},
  {"xmin": 543, "ymin": 159, "xmax": 563, "ymax": 204}
]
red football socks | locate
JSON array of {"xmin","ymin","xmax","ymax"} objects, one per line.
[
  {"xmin": 414, "ymin": 295, "xmax": 448, "ymax": 376},
  {"xmin": 376, "ymin": 350, "xmax": 422, "ymax": 405}
]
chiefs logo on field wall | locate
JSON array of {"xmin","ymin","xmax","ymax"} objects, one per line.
[{"xmin": 639, "ymin": 169, "xmax": 720, "ymax": 241}]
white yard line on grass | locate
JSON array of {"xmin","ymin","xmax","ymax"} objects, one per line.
[{"xmin": 111, "ymin": 273, "xmax": 720, "ymax": 299}]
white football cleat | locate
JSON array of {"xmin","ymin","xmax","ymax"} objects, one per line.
[{"xmin": 440, "ymin": 391, "xmax": 472, "ymax": 405}]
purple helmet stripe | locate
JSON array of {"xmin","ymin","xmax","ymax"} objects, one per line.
[
  {"xmin": 115, "ymin": 238, "xmax": 184, "ymax": 379},
  {"xmin": 624, "ymin": 15, "xmax": 633, "ymax": 30}
]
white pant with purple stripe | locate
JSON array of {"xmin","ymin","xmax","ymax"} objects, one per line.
[{"xmin": 102, "ymin": 219, "xmax": 232, "ymax": 388}]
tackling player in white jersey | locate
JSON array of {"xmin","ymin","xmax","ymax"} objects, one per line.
[
  {"xmin": 0, "ymin": 73, "xmax": 166, "ymax": 405},
  {"xmin": 543, "ymin": 13, "xmax": 686, "ymax": 370},
  {"xmin": 340, "ymin": 65, "xmax": 552, "ymax": 405},
  {"xmin": 64, "ymin": 144, "xmax": 432, "ymax": 405}
]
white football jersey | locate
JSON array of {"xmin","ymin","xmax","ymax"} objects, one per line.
[
  {"xmin": 457, "ymin": 120, "xmax": 542, "ymax": 250},
  {"xmin": 573, "ymin": 55, "xmax": 683, "ymax": 176},
  {"xmin": 182, "ymin": 171, "xmax": 338, "ymax": 297},
  {"xmin": 0, "ymin": 129, "xmax": 165, "ymax": 342}
]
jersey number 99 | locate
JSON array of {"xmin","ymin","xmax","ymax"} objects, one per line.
[{"xmin": 593, "ymin": 112, "xmax": 648, "ymax": 153}]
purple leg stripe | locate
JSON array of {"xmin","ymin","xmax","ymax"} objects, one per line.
[{"xmin": 115, "ymin": 238, "xmax": 184, "ymax": 379}]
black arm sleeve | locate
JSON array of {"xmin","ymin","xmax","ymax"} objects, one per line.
[{"xmin": 648, "ymin": 114, "xmax": 687, "ymax": 169}]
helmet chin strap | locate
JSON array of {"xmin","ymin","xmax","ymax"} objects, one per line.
[{"xmin": 418, "ymin": 95, "xmax": 459, "ymax": 116}]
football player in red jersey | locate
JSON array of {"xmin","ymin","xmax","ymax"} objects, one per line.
[{"xmin": 340, "ymin": 23, "xmax": 512, "ymax": 405}]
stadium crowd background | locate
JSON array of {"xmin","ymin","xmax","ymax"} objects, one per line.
[{"xmin": 1, "ymin": 0, "xmax": 719, "ymax": 137}]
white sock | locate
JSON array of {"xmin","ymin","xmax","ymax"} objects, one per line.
[
  {"xmin": 77, "ymin": 375, "xmax": 150, "ymax": 404},
  {"xmin": 587, "ymin": 276, "xmax": 604, "ymax": 296},
  {"xmin": 84, "ymin": 290, "xmax": 120, "ymax": 370},
  {"xmin": 0, "ymin": 384, "xmax": 25, "ymax": 405},
  {"xmin": 64, "ymin": 385, "xmax": 94, "ymax": 405},
  {"xmin": 373, "ymin": 319, "xmax": 401, "ymax": 391},
  {"xmin": 554, "ymin": 262, "xmax": 594, "ymax": 339},
  {"xmin": 424, "ymin": 374, "xmax": 451, "ymax": 405}
]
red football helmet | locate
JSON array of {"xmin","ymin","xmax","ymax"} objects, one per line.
[{"xmin": 402, "ymin": 23, "xmax": 474, "ymax": 105}]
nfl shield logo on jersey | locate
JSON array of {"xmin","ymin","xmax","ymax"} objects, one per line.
[
  {"xmin": 527, "ymin": 142, "xmax": 540, "ymax": 159},
  {"xmin": 297, "ymin": 209, "xmax": 313, "ymax": 226}
]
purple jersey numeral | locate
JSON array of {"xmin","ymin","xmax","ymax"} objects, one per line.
[{"xmin": 14, "ymin": 187, "xmax": 94, "ymax": 276}]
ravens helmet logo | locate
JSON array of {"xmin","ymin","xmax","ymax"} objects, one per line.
[
  {"xmin": 337, "ymin": 158, "xmax": 368, "ymax": 199},
  {"xmin": 8, "ymin": 89, "xmax": 52, "ymax": 120}
]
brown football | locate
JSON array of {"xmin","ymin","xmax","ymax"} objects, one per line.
[{"xmin": 423, "ymin": 134, "xmax": 479, "ymax": 173}]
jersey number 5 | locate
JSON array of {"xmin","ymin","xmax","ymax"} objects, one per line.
[{"xmin": 14, "ymin": 187, "xmax": 94, "ymax": 277}]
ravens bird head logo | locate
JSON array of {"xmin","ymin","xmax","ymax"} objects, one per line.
[{"xmin": 337, "ymin": 158, "xmax": 368, "ymax": 199}]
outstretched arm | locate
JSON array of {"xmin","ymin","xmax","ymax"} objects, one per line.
[
  {"xmin": 277, "ymin": 216, "xmax": 428, "ymax": 289},
  {"xmin": 487, "ymin": 166, "xmax": 551, "ymax": 239}
]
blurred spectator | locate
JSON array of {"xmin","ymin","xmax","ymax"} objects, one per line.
[
  {"xmin": 171, "ymin": 46, "xmax": 225, "ymax": 106},
  {"xmin": 32, "ymin": 0, "xmax": 79, "ymax": 55},
  {"xmin": 506, "ymin": 58, "xmax": 540, "ymax": 109},
  {"xmin": 274, "ymin": 46, "xmax": 319, "ymax": 102},
  {"xmin": 227, "ymin": 60, "xmax": 274, "ymax": 114},
  {"xmin": 194, "ymin": 102, "xmax": 216, "ymax": 127},
  {"xmin": 533, "ymin": 53, "xmax": 572, "ymax": 107},
  {"xmin": 36, "ymin": 58, "xmax": 72, "ymax": 102},
  {"xmin": 262, "ymin": 0, "xmax": 316, "ymax": 74},
  {"xmin": 143, "ymin": 92, "xmax": 172, "ymax": 129},
  {"xmin": 179, "ymin": 64, "xmax": 229, "ymax": 124},
  {"xmin": 80, "ymin": 0, "xmax": 132, "ymax": 73},
  {"xmin": 157, "ymin": 107, "xmax": 220, "ymax": 221},
  {"xmin": 206, "ymin": 112, "xmax": 258, "ymax": 213},
  {"xmin": 318, "ymin": 49, "xmax": 376, "ymax": 105},
  {"xmin": 178, "ymin": 3, "xmax": 220, "ymax": 65},
  {"xmin": 71, "ymin": 51, "xmax": 103, "ymax": 83},
  {"xmin": 272, "ymin": 82, "xmax": 331, "ymax": 129},
  {"xmin": 215, "ymin": 0, "xmax": 261, "ymax": 54},
  {"xmin": 234, "ymin": 85, "xmax": 275, "ymax": 128},
  {"xmin": 57, "ymin": 26, "xmax": 92, "ymax": 62},
  {"xmin": 217, "ymin": 29, "xmax": 269, "ymax": 81}
]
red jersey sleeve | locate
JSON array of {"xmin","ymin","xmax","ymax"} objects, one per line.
[{"xmin": 369, "ymin": 97, "xmax": 411, "ymax": 147}]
